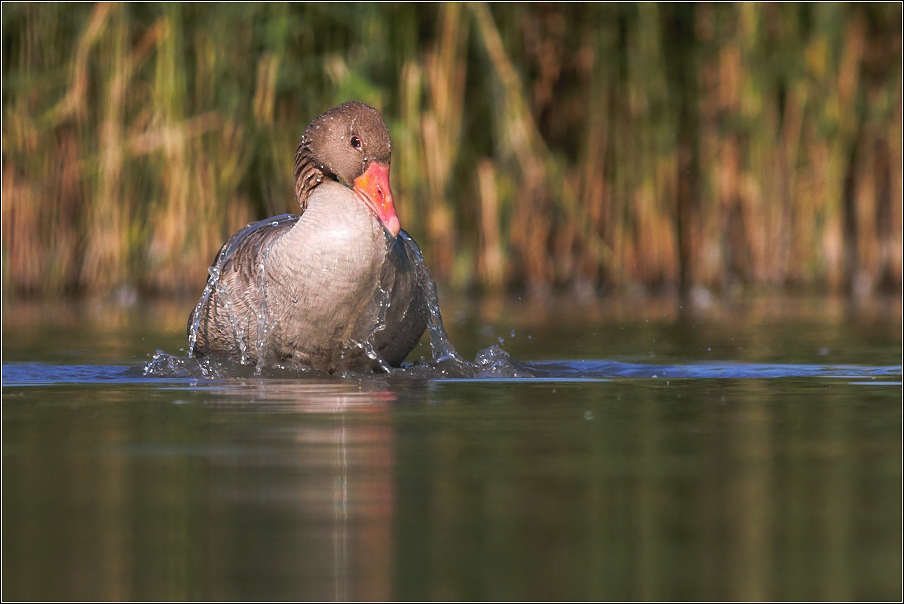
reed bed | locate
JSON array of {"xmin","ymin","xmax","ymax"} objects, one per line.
[{"xmin": 2, "ymin": 3, "xmax": 901, "ymax": 299}]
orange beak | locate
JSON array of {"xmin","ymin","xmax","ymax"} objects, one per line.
[{"xmin": 353, "ymin": 161, "xmax": 400, "ymax": 238}]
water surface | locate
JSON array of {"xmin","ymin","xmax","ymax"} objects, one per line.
[{"xmin": 2, "ymin": 295, "xmax": 901, "ymax": 600}]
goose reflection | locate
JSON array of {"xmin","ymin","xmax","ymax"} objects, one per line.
[{"xmin": 195, "ymin": 379, "xmax": 411, "ymax": 600}]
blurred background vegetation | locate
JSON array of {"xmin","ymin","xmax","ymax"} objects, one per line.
[{"xmin": 2, "ymin": 2, "xmax": 901, "ymax": 300}]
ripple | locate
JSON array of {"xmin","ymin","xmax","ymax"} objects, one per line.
[{"xmin": 2, "ymin": 359, "xmax": 900, "ymax": 387}]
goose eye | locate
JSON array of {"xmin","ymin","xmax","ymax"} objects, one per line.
[{"xmin": 350, "ymin": 136, "xmax": 362, "ymax": 150}]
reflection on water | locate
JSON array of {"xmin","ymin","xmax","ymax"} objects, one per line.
[
  {"xmin": 2, "ymin": 296, "xmax": 902, "ymax": 600},
  {"xmin": 3, "ymin": 380, "xmax": 403, "ymax": 601},
  {"xmin": 201, "ymin": 380, "xmax": 398, "ymax": 601},
  {"xmin": 4, "ymin": 376, "xmax": 901, "ymax": 600}
]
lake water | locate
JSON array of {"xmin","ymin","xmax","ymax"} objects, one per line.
[{"xmin": 2, "ymin": 294, "xmax": 901, "ymax": 600}]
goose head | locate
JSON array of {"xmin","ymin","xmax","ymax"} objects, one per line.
[{"xmin": 293, "ymin": 101, "xmax": 400, "ymax": 237}]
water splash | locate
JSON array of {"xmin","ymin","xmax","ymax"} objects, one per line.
[
  {"xmin": 187, "ymin": 266, "xmax": 219, "ymax": 358},
  {"xmin": 398, "ymin": 232, "xmax": 466, "ymax": 365},
  {"xmin": 354, "ymin": 282, "xmax": 393, "ymax": 373},
  {"xmin": 253, "ymin": 241, "xmax": 276, "ymax": 376},
  {"xmin": 218, "ymin": 273, "xmax": 250, "ymax": 365},
  {"xmin": 157, "ymin": 229, "xmax": 525, "ymax": 380},
  {"xmin": 473, "ymin": 344, "xmax": 529, "ymax": 377},
  {"xmin": 185, "ymin": 215, "xmax": 301, "ymax": 374},
  {"xmin": 361, "ymin": 340, "xmax": 392, "ymax": 373},
  {"xmin": 397, "ymin": 232, "xmax": 529, "ymax": 378}
]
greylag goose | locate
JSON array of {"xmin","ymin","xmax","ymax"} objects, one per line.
[{"xmin": 187, "ymin": 101, "xmax": 428, "ymax": 371}]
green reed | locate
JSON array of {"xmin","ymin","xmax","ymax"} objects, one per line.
[{"xmin": 2, "ymin": 3, "xmax": 900, "ymax": 298}]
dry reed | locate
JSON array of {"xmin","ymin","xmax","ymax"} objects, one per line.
[{"xmin": 1, "ymin": 3, "xmax": 901, "ymax": 299}]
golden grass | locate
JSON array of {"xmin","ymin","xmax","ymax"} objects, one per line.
[{"xmin": 2, "ymin": 3, "xmax": 901, "ymax": 299}]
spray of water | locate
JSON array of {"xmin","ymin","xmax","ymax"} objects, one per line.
[
  {"xmin": 151, "ymin": 229, "xmax": 528, "ymax": 379},
  {"xmin": 398, "ymin": 232, "xmax": 467, "ymax": 366}
]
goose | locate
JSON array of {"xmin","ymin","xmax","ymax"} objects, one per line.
[{"xmin": 187, "ymin": 101, "xmax": 428, "ymax": 372}]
